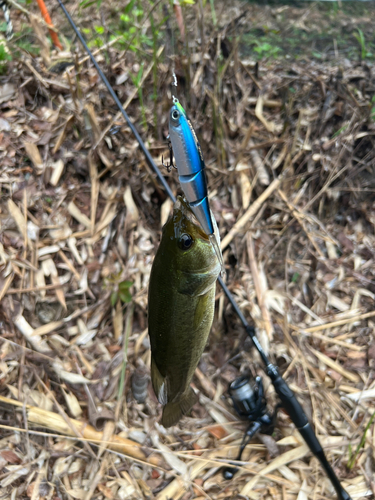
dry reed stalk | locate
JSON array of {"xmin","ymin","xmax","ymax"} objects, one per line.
[
  {"xmin": 0, "ymin": 395, "xmax": 159, "ymax": 465},
  {"xmin": 278, "ymin": 189, "xmax": 324, "ymax": 258},
  {"xmin": 155, "ymin": 453, "xmax": 212, "ymax": 500},
  {"xmin": 246, "ymin": 234, "xmax": 274, "ymax": 340},
  {"xmin": 240, "ymin": 444, "xmax": 309, "ymax": 495},
  {"xmin": 220, "ymin": 176, "xmax": 282, "ymax": 251},
  {"xmin": 309, "ymin": 347, "xmax": 360, "ymax": 383},
  {"xmin": 298, "ymin": 310, "xmax": 375, "ymax": 333}
]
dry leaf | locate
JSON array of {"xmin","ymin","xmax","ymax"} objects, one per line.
[
  {"xmin": 0, "ymin": 83, "xmax": 16, "ymax": 103},
  {"xmin": 24, "ymin": 142, "xmax": 43, "ymax": 172},
  {"xmin": 50, "ymin": 159, "xmax": 65, "ymax": 186},
  {"xmin": 123, "ymin": 185, "xmax": 139, "ymax": 227},
  {"xmin": 240, "ymin": 171, "xmax": 252, "ymax": 209}
]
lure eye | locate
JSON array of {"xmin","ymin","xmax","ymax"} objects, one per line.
[
  {"xmin": 178, "ymin": 233, "xmax": 194, "ymax": 251},
  {"xmin": 171, "ymin": 109, "xmax": 180, "ymax": 122}
]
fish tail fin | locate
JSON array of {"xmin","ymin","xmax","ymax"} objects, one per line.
[{"xmin": 161, "ymin": 387, "xmax": 198, "ymax": 428}]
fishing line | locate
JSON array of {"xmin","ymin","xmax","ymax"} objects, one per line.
[
  {"xmin": 56, "ymin": 0, "xmax": 175, "ymax": 202},
  {"xmin": 169, "ymin": 4, "xmax": 178, "ymax": 105},
  {"xmin": 56, "ymin": 3, "xmax": 352, "ymax": 498}
]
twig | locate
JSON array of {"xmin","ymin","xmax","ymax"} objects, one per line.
[
  {"xmin": 246, "ymin": 234, "xmax": 274, "ymax": 340},
  {"xmin": 93, "ymin": 46, "xmax": 164, "ymax": 150},
  {"xmin": 299, "ymin": 310, "xmax": 375, "ymax": 333},
  {"xmin": 221, "ymin": 175, "xmax": 282, "ymax": 251}
]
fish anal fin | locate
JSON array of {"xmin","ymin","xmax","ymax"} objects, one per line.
[
  {"xmin": 151, "ymin": 357, "xmax": 168, "ymax": 405},
  {"xmin": 161, "ymin": 387, "xmax": 198, "ymax": 428}
]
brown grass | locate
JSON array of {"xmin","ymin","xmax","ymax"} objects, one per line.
[{"xmin": 1, "ymin": 1, "xmax": 375, "ymax": 498}]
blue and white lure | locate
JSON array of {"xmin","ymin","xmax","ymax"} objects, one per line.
[{"xmin": 166, "ymin": 99, "xmax": 224, "ymax": 273}]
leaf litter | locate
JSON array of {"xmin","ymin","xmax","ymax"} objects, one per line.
[{"xmin": 1, "ymin": 1, "xmax": 375, "ymax": 499}]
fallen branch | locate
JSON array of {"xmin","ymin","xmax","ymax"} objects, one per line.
[{"xmin": 221, "ymin": 175, "xmax": 282, "ymax": 251}]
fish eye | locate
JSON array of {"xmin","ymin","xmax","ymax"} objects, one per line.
[
  {"xmin": 171, "ymin": 109, "xmax": 180, "ymax": 122},
  {"xmin": 178, "ymin": 233, "xmax": 194, "ymax": 251}
]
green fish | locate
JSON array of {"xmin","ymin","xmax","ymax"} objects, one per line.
[{"xmin": 148, "ymin": 196, "xmax": 222, "ymax": 427}]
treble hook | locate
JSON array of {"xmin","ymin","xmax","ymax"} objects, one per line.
[{"xmin": 161, "ymin": 140, "xmax": 177, "ymax": 172}]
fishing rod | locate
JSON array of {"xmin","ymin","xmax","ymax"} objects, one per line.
[{"xmin": 56, "ymin": 3, "xmax": 352, "ymax": 498}]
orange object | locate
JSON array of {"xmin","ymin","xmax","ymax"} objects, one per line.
[{"xmin": 35, "ymin": 0, "xmax": 63, "ymax": 50}]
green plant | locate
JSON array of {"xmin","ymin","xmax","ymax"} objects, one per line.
[
  {"xmin": 105, "ymin": 273, "xmax": 133, "ymax": 307},
  {"xmin": 354, "ymin": 28, "xmax": 372, "ymax": 60},
  {"xmin": 347, "ymin": 409, "xmax": 375, "ymax": 469},
  {"xmin": 150, "ymin": 13, "xmax": 158, "ymax": 132},
  {"xmin": 130, "ymin": 63, "xmax": 147, "ymax": 131},
  {"xmin": 116, "ymin": 0, "xmax": 152, "ymax": 53},
  {"xmin": 291, "ymin": 272, "xmax": 299, "ymax": 283},
  {"xmin": 117, "ymin": 303, "xmax": 134, "ymax": 402},
  {"xmin": 371, "ymin": 96, "xmax": 375, "ymax": 122},
  {"xmin": 0, "ymin": 41, "xmax": 12, "ymax": 74},
  {"xmin": 79, "ymin": 0, "xmax": 103, "ymax": 11},
  {"xmin": 111, "ymin": 279, "xmax": 133, "ymax": 306},
  {"xmin": 332, "ymin": 123, "xmax": 349, "ymax": 139},
  {"xmin": 208, "ymin": 0, "xmax": 217, "ymax": 26},
  {"xmin": 253, "ymin": 41, "xmax": 282, "ymax": 59},
  {"xmin": 81, "ymin": 26, "xmax": 105, "ymax": 49}
]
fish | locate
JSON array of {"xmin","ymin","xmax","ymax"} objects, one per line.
[{"xmin": 148, "ymin": 196, "xmax": 222, "ymax": 427}]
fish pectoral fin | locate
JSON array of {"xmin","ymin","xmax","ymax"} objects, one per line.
[
  {"xmin": 151, "ymin": 357, "xmax": 168, "ymax": 405},
  {"xmin": 161, "ymin": 387, "xmax": 198, "ymax": 428}
]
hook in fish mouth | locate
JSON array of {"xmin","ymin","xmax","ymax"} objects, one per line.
[{"xmin": 172, "ymin": 197, "xmax": 210, "ymax": 241}]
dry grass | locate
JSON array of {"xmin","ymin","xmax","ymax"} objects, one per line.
[{"xmin": 1, "ymin": 1, "xmax": 375, "ymax": 499}]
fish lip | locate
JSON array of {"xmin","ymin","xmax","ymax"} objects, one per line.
[
  {"xmin": 179, "ymin": 261, "xmax": 221, "ymax": 276},
  {"xmin": 173, "ymin": 196, "xmax": 210, "ymax": 241}
]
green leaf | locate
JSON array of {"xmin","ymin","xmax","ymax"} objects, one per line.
[
  {"xmin": 137, "ymin": 63, "xmax": 144, "ymax": 81},
  {"xmin": 79, "ymin": 0, "xmax": 99, "ymax": 9},
  {"xmin": 124, "ymin": 0, "xmax": 136, "ymax": 15},
  {"xmin": 111, "ymin": 291, "xmax": 118, "ymax": 307},
  {"xmin": 291, "ymin": 272, "xmax": 299, "ymax": 283},
  {"xmin": 120, "ymin": 14, "xmax": 130, "ymax": 23},
  {"xmin": 119, "ymin": 280, "xmax": 133, "ymax": 291},
  {"xmin": 95, "ymin": 25, "xmax": 105, "ymax": 34},
  {"xmin": 119, "ymin": 289, "xmax": 132, "ymax": 303}
]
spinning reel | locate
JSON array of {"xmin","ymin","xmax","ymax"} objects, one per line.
[
  {"xmin": 223, "ymin": 328, "xmax": 352, "ymax": 500},
  {"xmin": 223, "ymin": 375, "xmax": 277, "ymax": 480}
]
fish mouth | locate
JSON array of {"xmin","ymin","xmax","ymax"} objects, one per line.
[
  {"xmin": 174, "ymin": 196, "xmax": 193, "ymax": 217},
  {"xmin": 179, "ymin": 261, "xmax": 221, "ymax": 276},
  {"xmin": 173, "ymin": 196, "xmax": 210, "ymax": 240}
]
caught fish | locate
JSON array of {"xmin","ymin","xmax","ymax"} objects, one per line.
[{"xmin": 148, "ymin": 197, "xmax": 222, "ymax": 427}]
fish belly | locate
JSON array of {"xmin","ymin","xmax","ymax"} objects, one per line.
[{"xmin": 148, "ymin": 266, "xmax": 216, "ymax": 425}]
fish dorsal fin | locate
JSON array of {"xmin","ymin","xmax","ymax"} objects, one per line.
[{"xmin": 151, "ymin": 357, "xmax": 168, "ymax": 405}]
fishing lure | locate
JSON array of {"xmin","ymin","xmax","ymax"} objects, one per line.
[{"xmin": 167, "ymin": 100, "xmax": 224, "ymax": 273}]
